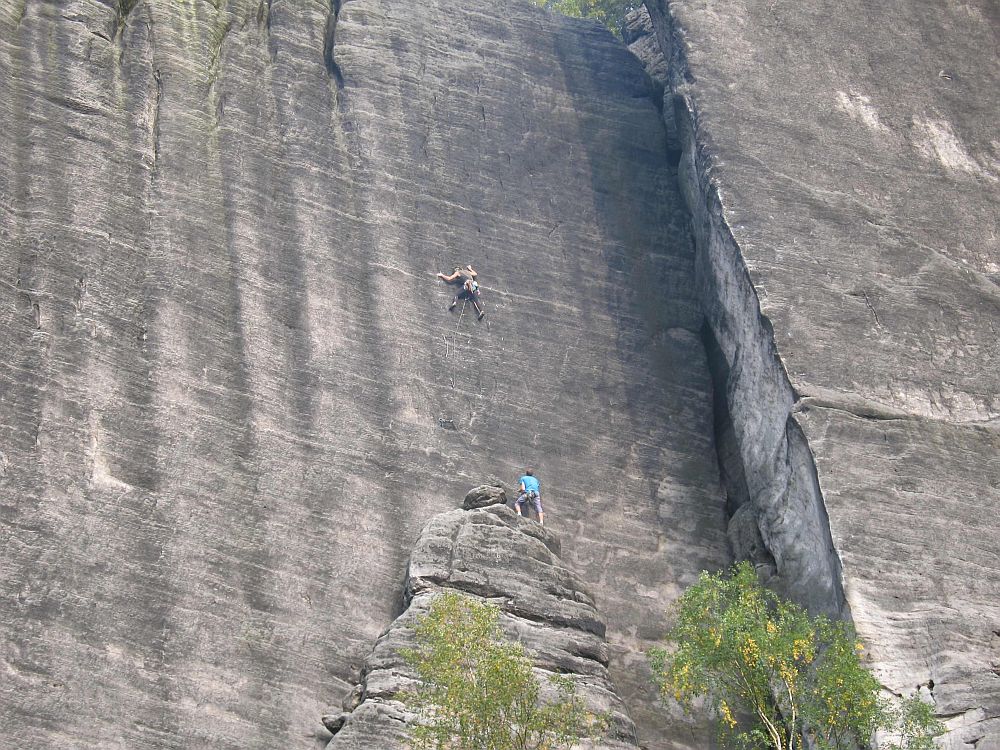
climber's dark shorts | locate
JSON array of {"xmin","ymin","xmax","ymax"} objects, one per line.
[
  {"xmin": 454, "ymin": 287, "xmax": 481, "ymax": 305},
  {"xmin": 515, "ymin": 491, "xmax": 542, "ymax": 515}
]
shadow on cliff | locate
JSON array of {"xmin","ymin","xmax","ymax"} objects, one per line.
[
  {"xmin": 544, "ymin": 15, "xmax": 729, "ymax": 750},
  {"xmin": 547, "ymin": 17, "xmax": 727, "ymax": 558}
]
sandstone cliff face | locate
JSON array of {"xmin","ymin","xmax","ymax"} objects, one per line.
[
  {"xmin": 323, "ymin": 490, "xmax": 639, "ymax": 749},
  {"xmin": 632, "ymin": 2, "xmax": 1000, "ymax": 747},
  {"xmin": 0, "ymin": 2, "xmax": 726, "ymax": 748},
  {"xmin": 4, "ymin": 0, "xmax": 994, "ymax": 747}
]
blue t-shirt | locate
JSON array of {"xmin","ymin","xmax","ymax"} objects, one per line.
[{"xmin": 519, "ymin": 475, "xmax": 540, "ymax": 495}]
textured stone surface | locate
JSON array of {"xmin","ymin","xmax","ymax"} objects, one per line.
[
  {"xmin": 800, "ymin": 408, "xmax": 1000, "ymax": 748},
  {"xmin": 0, "ymin": 2, "xmax": 727, "ymax": 748},
  {"xmin": 638, "ymin": 0, "xmax": 1000, "ymax": 745},
  {"xmin": 326, "ymin": 502, "xmax": 639, "ymax": 749}
]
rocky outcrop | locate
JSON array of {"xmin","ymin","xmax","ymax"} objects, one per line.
[
  {"xmin": 0, "ymin": 2, "xmax": 726, "ymax": 748},
  {"xmin": 323, "ymin": 491, "xmax": 638, "ymax": 748},
  {"xmin": 632, "ymin": 2, "xmax": 1000, "ymax": 746}
]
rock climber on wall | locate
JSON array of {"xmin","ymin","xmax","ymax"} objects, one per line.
[
  {"xmin": 437, "ymin": 264, "xmax": 485, "ymax": 320},
  {"xmin": 514, "ymin": 469, "xmax": 543, "ymax": 525}
]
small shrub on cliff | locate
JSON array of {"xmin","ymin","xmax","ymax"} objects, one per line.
[
  {"xmin": 401, "ymin": 591, "xmax": 606, "ymax": 750},
  {"xmin": 881, "ymin": 697, "xmax": 945, "ymax": 750},
  {"xmin": 650, "ymin": 562, "xmax": 944, "ymax": 750},
  {"xmin": 531, "ymin": 0, "xmax": 640, "ymax": 39}
]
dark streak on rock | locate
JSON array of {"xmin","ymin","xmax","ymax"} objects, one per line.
[
  {"xmin": 112, "ymin": 0, "xmax": 138, "ymax": 41},
  {"xmin": 256, "ymin": 0, "xmax": 272, "ymax": 31},
  {"xmin": 43, "ymin": 94, "xmax": 104, "ymax": 118},
  {"xmin": 151, "ymin": 68, "xmax": 161, "ymax": 168},
  {"xmin": 324, "ymin": 0, "xmax": 345, "ymax": 88},
  {"xmin": 207, "ymin": 19, "xmax": 234, "ymax": 93}
]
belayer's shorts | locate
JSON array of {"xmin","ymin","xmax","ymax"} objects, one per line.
[{"xmin": 515, "ymin": 491, "xmax": 543, "ymax": 514}]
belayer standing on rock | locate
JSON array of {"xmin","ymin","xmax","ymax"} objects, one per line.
[
  {"xmin": 437, "ymin": 264, "xmax": 485, "ymax": 320},
  {"xmin": 514, "ymin": 469, "xmax": 543, "ymax": 525}
]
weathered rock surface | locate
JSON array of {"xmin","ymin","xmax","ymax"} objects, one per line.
[
  {"xmin": 0, "ymin": 2, "xmax": 726, "ymax": 748},
  {"xmin": 325, "ymin": 499, "xmax": 639, "ymax": 748},
  {"xmin": 634, "ymin": 1, "xmax": 1000, "ymax": 745},
  {"xmin": 9, "ymin": 0, "xmax": 991, "ymax": 745}
]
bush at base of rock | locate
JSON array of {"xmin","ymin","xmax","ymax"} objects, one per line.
[
  {"xmin": 401, "ymin": 591, "xmax": 608, "ymax": 750},
  {"xmin": 650, "ymin": 562, "xmax": 945, "ymax": 750}
]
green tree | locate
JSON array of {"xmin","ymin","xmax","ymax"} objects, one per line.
[
  {"xmin": 532, "ymin": 0, "xmax": 641, "ymax": 39},
  {"xmin": 883, "ymin": 697, "xmax": 946, "ymax": 750},
  {"xmin": 650, "ymin": 563, "xmax": 944, "ymax": 750},
  {"xmin": 401, "ymin": 591, "xmax": 606, "ymax": 750}
]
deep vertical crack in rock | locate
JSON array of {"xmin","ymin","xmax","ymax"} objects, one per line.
[
  {"xmin": 324, "ymin": 0, "xmax": 345, "ymax": 88},
  {"xmin": 633, "ymin": 3, "xmax": 848, "ymax": 617},
  {"xmin": 151, "ymin": 68, "xmax": 161, "ymax": 169},
  {"xmin": 112, "ymin": 0, "xmax": 137, "ymax": 41},
  {"xmin": 256, "ymin": 0, "xmax": 272, "ymax": 31}
]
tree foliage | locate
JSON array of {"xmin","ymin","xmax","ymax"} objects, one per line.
[
  {"xmin": 401, "ymin": 591, "xmax": 606, "ymax": 750},
  {"xmin": 650, "ymin": 563, "xmax": 944, "ymax": 750},
  {"xmin": 884, "ymin": 697, "xmax": 946, "ymax": 750},
  {"xmin": 532, "ymin": 0, "xmax": 641, "ymax": 39}
]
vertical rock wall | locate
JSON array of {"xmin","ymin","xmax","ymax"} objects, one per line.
[
  {"xmin": 0, "ymin": 2, "xmax": 727, "ymax": 748},
  {"xmin": 635, "ymin": 1, "xmax": 1000, "ymax": 746}
]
